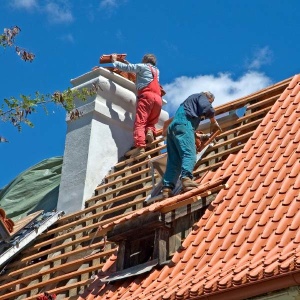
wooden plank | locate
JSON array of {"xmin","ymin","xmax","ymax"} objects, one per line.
[
  {"xmin": 105, "ymin": 159, "xmax": 152, "ymax": 180},
  {"xmin": 35, "ymin": 192, "xmax": 148, "ymax": 246},
  {"xmin": 107, "ymin": 211, "xmax": 164, "ymax": 242},
  {"xmin": 217, "ymin": 118, "xmax": 261, "ymax": 138},
  {"xmin": 0, "ymin": 243, "xmax": 113, "ymax": 291},
  {"xmin": 114, "ymin": 144, "xmax": 165, "ymax": 169},
  {"xmin": 89, "ymin": 175, "xmax": 155, "ymax": 200},
  {"xmin": 95, "ymin": 167, "xmax": 151, "ymax": 192},
  {"xmin": 246, "ymin": 94, "xmax": 278, "ymax": 110},
  {"xmin": 116, "ymin": 240, "xmax": 126, "ymax": 271},
  {"xmin": 160, "ymin": 184, "xmax": 228, "ymax": 214},
  {"xmin": 17, "ymin": 213, "xmax": 125, "ymax": 254},
  {"xmin": 1, "ymin": 238, "xmax": 109, "ymax": 279},
  {"xmin": 156, "ymin": 227, "xmax": 170, "ymax": 264},
  {"xmin": 194, "ymin": 143, "xmax": 244, "ymax": 170},
  {"xmin": 125, "ymin": 137, "xmax": 165, "ymax": 157},
  {"xmin": 25, "ymin": 278, "xmax": 92, "ymax": 300},
  {"xmin": 86, "ymin": 184, "xmax": 151, "ymax": 206},
  {"xmin": 194, "ymin": 161, "xmax": 224, "ymax": 177},
  {"xmin": 50, "ymin": 196, "xmax": 146, "ymax": 236},
  {"xmin": 205, "ymin": 130, "xmax": 254, "ymax": 154},
  {"xmin": 164, "ymin": 197, "xmax": 209, "ymax": 223},
  {"xmin": 231, "ymin": 105, "xmax": 271, "ymax": 124},
  {"xmin": 0, "ymin": 261, "xmax": 106, "ymax": 300}
]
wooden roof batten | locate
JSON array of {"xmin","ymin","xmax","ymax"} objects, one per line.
[{"xmin": 0, "ymin": 75, "xmax": 293, "ymax": 299}]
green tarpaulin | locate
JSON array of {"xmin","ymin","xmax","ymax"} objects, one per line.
[{"xmin": 0, "ymin": 156, "xmax": 62, "ymax": 221}]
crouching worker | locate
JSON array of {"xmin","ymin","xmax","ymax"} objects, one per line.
[
  {"xmin": 162, "ymin": 91, "xmax": 221, "ymax": 198},
  {"xmin": 111, "ymin": 53, "xmax": 163, "ymax": 157}
]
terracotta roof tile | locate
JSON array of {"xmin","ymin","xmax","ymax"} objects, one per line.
[
  {"xmin": 82, "ymin": 75, "xmax": 300, "ymax": 300},
  {"xmin": 0, "ymin": 208, "xmax": 15, "ymax": 237}
]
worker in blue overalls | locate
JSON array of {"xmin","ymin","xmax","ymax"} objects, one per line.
[{"xmin": 162, "ymin": 91, "xmax": 221, "ymax": 198}]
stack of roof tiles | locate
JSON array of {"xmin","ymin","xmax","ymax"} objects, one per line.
[{"xmin": 0, "ymin": 208, "xmax": 14, "ymax": 234}]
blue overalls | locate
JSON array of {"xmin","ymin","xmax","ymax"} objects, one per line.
[{"xmin": 162, "ymin": 105, "xmax": 200, "ymax": 189}]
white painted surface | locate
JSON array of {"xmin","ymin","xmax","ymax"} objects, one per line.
[{"xmin": 57, "ymin": 68, "xmax": 169, "ymax": 214}]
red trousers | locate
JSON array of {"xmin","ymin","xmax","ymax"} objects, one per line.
[
  {"xmin": 134, "ymin": 92, "xmax": 162, "ymax": 147},
  {"xmin": 134, "ymin": 65, "xmax": 162, "ymax": 147}
]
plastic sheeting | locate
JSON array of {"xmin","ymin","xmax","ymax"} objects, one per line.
[{"xmin": 0, "ymin": 157, "xmax": 62, "ymax": 221}]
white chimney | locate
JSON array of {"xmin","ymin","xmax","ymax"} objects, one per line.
[{"xmin": 57, "ymin": 68, "xmax": 169, "ymax": 214}]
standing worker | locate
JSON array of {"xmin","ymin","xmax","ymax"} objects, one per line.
[
  {"xmin": 111, "ymin": 53, "xmax": 163, "ymax": 157},
  {"xmin": 162, "ymin": 91, "xmax": 222, "ymax": 198}
]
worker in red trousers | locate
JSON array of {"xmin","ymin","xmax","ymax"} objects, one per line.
[{"xmin": 111, "ymin": 53, "xmax": 163, "ymax": 157}]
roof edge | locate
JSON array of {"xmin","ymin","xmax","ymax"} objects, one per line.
[{"xmin": 194, "ymin": 271, "xmax": 300, "ymax": 300}]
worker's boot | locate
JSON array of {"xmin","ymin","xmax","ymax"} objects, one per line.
[
  {"xmin": 130, "ymin": 147, "xmax": 145, "ymax": 158},
  {"xmin": 162, "ymin": 187, "xmax": 173, "ymax": 199},
  {"xmin": 181, "ymin": 177, "xmax": 199, "ymax": 192},
  {"xmin": 146, "ymin": 130, "xmax": 154, "ymax": 144}
]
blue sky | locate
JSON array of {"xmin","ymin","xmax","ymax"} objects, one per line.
[{"xmin": 0, "ymin": 0, "xmax": 299, "ymax": 189}]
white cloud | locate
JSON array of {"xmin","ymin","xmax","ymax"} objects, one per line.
[
  {"xmin": 9, "ymin": 0, "xmax": 74, "ymax": 24},
  {"xmin": 100, "ymin": 0, "xmax": 118, "ymax": 8},
  {"xmin": 44, "ymin": 1, "xmax": 74, "ymax": 24},
  {"xmin": 60, "ymin": 33, "xmax": 74, "ymax": 43},
  {"xmin": 163, "ymin": 71, "xmax": 272, "ymax": 115},
  {"xmin": 247, "ymin": 46, "xmax": 273, "ymax": 70},
  {"xmin": 99, "ymin": 0, "xmax": 127, "ymax": 12},
  {"xmin": 10, "ymin": 0, "xmax": 38, "ymax": 10}
]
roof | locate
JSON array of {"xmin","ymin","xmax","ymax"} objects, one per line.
[
  {"xmin": 79, "ymin": 74, "xmax": 300, "ymax": 300},
  {"xmin": 0, "ymin": 74, "xmax": 299, "ymax": 300}
]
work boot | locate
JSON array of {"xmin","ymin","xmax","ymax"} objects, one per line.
[
  {"xmin": 181, "ymin": 177, "xmax": 199, "ymax": 192},
  {"xmin": 146, "ymin": 130, "xmax": 154, "ymax": 144},
  {"xmin": 162, "ymin": 187, "xmax": 173, "ymax": 199},
  {"xmin": 130, "ymin": 147, "xmax": 145, "ymax": 158}
]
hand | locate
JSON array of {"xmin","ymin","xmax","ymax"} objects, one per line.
[
  {"xmin": 200, "ymin": 133, "xmax": 210, "ymax": 142},
  {"xmin": 195, "ymin": 131, "xmax": 210, "ymax": 142},
  {"xmin": 111, "ymin": 54, "xmax": 117, "ymax": 62},
  {"xmin": 210, "ymin": 121, "xmax": 222, "ymax": 133}
]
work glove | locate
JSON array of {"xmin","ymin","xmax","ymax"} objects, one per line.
[
  {"xmin": 199, "ymin": 133, "xmax": 210, "ymax": 142},
  {"xmin": 195, "ymin": 131, "xmax": 210, "ymax": 152},
  {"xmin": 210, "ymin": 121, "xmax": 222, "ymax": 133}
]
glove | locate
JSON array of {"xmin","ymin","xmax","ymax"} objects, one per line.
[
  {"xmin": 210, "ymin": 121, "xmax": 222, "ymax": 133},
  {"xmin": 199, "ymin": 133, "xmax": 210, "ymax": 142},
  {"xmin": 195, "ymin": 131, "xmax": 210, "ymax": 152}
]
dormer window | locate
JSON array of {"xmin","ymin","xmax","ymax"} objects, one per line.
[{"xmin": 107, "ymin": 211, "xmax": 170, "ymax": 271}]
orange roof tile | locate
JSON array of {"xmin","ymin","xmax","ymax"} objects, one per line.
[{"xmin": 84, "ymin": 75, "xmax": 300, "ymax": 299}]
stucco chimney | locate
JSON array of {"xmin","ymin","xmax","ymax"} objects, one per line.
[{"xmin": 57, "ymin": 68, "xmax": 169, "ymax": 214}]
